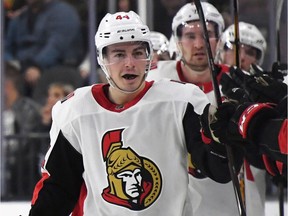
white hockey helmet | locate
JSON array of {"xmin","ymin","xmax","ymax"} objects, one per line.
[
  {"xmin": 172, "ymin": 2, "xmax": 224, "ymax": 40},
  {"xmin": 149, "ymin": 31, "xmax": 169, "ymax": 54},
  {"xmin": 168, "ymin": 34, "xmax": 180, "ymax": 60},
  {"xmin": 216, "ymin": 22, "xmax": 267, "ymax": 65},
  {"xmin": 95, "ymin": 11, "xmax": 153, "ymax": 67}
]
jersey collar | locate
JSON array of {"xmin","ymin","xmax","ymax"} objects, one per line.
[{"xmin": 92, "ymin": 81, "xmax": 154, "ymax": 112}]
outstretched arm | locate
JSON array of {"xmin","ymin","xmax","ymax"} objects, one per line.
[{"xmin": 183, "ymin": 103, "xmax": 244, "ymax": 183}]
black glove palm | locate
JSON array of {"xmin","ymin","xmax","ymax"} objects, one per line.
[
  {"xmin": 220, "ymin": 67, "xmax": 249, "ymax": 103},
  {"xmin": 209, "ymin": 102, "xmax": 245, "ymax": 145}
]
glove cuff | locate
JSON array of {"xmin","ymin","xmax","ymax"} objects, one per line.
[{"xmin": 238, "ymin": 103, "xmax": 276, "ymax": 139}]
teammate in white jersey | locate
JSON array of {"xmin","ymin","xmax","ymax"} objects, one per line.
[
  {"xmin": 147, "ymin": 2, "xmax": 257, "ymax": 216},
  {"xmin": 28, "ymin": 11, "xmax": 243, "ymax": 216},
  {"xmin": 215, "ymin": 21, "xmax": 269, "ymax": 216}
]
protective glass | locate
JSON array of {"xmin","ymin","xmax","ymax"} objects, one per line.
[
  {"xmin": 224, "ymin": 41, "xmax": 258, "ymax": 60},
  {"xmin": 179, "ymin": 22, "xmax": 218, "ymax": 43},
  {"xmin": 103, "ymin": 41, "xmax": 151, "ymax": 65}
]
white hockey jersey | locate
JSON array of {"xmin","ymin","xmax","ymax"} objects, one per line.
[
  {"xmin": 29, "ymin": 80, "xmax": 237, "ymax": 216},
  {"xmin": 147, "ymin": 60, "xmax": 265, "ymax": 216}
]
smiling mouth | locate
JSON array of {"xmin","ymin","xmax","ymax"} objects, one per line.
[{"xmin": 122, "ymin": 74, "xmax": 138, "ymax": 80}]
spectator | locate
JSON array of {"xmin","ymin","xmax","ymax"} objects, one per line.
[
  {"xmin": 40, "ymin": 82, "xmax": 74, "ymax": 132},
  {"xmin": 5, "ymin": 0, "xmax": 85, "ymax": 97},
  {"xmin": 117, "ymin": 0, "xmax": 136, "ymax": 12},
  {"xmin": 3, "ymin": 62, "xmax": 42, "ymax": 199},
  {"xmin": 3, "ymin": 0, "xmax": 26, "ymax": 30},
  {"xmin": 32, "ymin": 64, "xmax": 83, "ymax": 105},
  {"xmin": 4, "ymin": 62, "xmax": 42, "ymax": 135}
]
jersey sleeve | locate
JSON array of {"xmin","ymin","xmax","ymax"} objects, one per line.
[
  {"xmin": 29, "ymin": 99, "xmax": 84, "ymax": 216},
  {"xmin": 29, "ymin": 130, "xmax": 84, "ymax": 216}
]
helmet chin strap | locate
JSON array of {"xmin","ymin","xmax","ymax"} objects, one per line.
[
  {"xmin": 180, "ymin": 57, "xmax": 197, "ymax": 71},
  {"xmin": 177, "ymin": 42, "xmax": 194, "ymax": 71}
]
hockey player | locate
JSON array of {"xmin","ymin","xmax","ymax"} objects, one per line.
[
  {"xmin": 216, "ymin": 22, "xmax": 276, "ymax": 216},
  {"xmin": 215, "ymin": 22, "xmax": 267, "ymax": 72},
  {"xmin": 28, "ymin": 11, "xmax": 242, "ymax": 216},
  {"xmin": 150, "ymin": 31, "xmax": 171, "ymax": 69},
  {"xmin": 147, "ymin": 2, "xmax": 244, "ymax": 216}
]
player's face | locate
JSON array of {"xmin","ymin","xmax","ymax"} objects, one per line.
[
  {"xmin": 177, "ymin": 21, "xmax": 218, "ymax": 71},
  {"xmin": 222, "ymin": 42, "xmax": 258, "ymax": 71},
  {"xmin": 47, "ymin": 86, "xmax": 65, "ymax": 106},
  {"xmin": 104, "ymin": 42, "xmax": 150, "ymax": 92},
  {"xmin": 151, "ymin": 51, "xmax": 170, "ymax": 68}
]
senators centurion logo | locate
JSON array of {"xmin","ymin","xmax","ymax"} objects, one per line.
[{"xmin": 101, "ymin": 129, "xmax": 162, "ymax": 210}]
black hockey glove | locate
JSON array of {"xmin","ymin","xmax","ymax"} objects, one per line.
[
  {"xmin": 211, "ymin": 102, "xmax": 278, "ymax": 145},
  {"xmin": 220, "ymin": 67, "xmax": 249, "ymax": 103},
  {"xmin": 244, "ymin": 73, "xmax": 287, "ymax": 104},
  {"xmin": 250, "ymin": 63, "xmax": 286, "ymax": 81},
  {"xmin": 223, "ymin": 65, "xmax": 288, "ymax": 104},
  {"xmin": 200, "ymin": 104, "xmax": 219, "ymax": 142},
  {"xmin": 201, "ymin": 101, "xmax": 279, "ymax": 148},
  {"xmin": 199, "ymin": 104, "xmax": 227, "ymax": 158},
  {"xmin": 200, "ymin": 103, "xmax": 248, "ymax": 168},
  {"xmin": 220, "ymin": 67, "xmax": 242, "ymax": 93},
  {"xmin": 204, "ymin": 102, "xmax": 244, "ymax": 145},
  {"xmin": 270, "ymin": 62, "xmax": 287, "ymax": 81}
]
